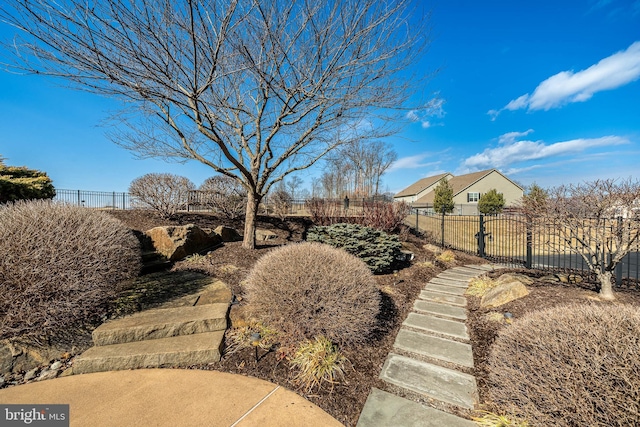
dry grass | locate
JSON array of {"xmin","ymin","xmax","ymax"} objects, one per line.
[
  {"xmin": 290, "ymin": 336, "xmax": 348, "ymax": 393},
  {"xmin": 466, "ymin": 276, "xmax": 497, "ymax": 297}
]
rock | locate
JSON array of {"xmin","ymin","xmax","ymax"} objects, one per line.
[
  {"xmin": 0, "ymin": 376, "xmax": 4, "ymax": 387},
  {"xmin": 213, "ymin": 226, "xmax": 242, "ymax": 242},
  {"xmin": 145, "ymin": 224, "xmax": 222, "ymax": 261},
  {"xmin": 540, "ymin": 275, "xmax": 560, "ymax": 282},
  {"xmin": 38, "ymin": 369, "xmax": 60, "ymax": 381},
  {"xmin": 24, "ymin": 367, "xmax": 39, "ymax": 381},
  {"xmin": 0, "ymin": 340, "xmax": 75, "ymax": 375},
  {"xmin": 50, "ymin": 361, "xmax": 63, "ymax": 370},
  {"xmin": 496, "ymin": 273, "xmax": 535, "ymax": 286},
  {"xmin": 481, "ymin": 280, "xmax": 530, "ymax": 308},
  {"xmin": 255, "ymin": 229, "xmax": 277, "ymax": 241},
  {"xmin": 556, "ymin": 273, "xmax": 583, "ymax": 283}
]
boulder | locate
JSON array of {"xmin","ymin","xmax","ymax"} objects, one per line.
[
  {"xmin": 0, "ymin": 339, "xmax": 87, "ymax": 375},
  {"xmin": 213, "ymin": 226, "xmax": 242, "ymax": 242},
  {"xmin": 481, "ymin": 279, "xmax": 530, "ymax": 308},
  {"xmin": 495, "ymin": 273, "xmax": 535, "ymax": 286},
  {"xmin": 145, "ymin": 224, "xmax": 222, "ymax": 261},
  {"xmin": 423, "ymin": 244, "xmax": 442, "ymax": 255},
  {"xmin": 255, "ymin": 229, "xmax": 278, "ymax": 241}
]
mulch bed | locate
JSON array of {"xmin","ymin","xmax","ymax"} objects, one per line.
[{"xmin": 108, "ymin": 210, "xmax": 484, "ymax": 426}]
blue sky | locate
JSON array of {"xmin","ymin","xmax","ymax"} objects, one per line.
[{"xmin": 1, "ymin": 0, "xmax": 639, "ymax": 193}]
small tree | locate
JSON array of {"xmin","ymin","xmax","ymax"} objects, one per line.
[
  {"xmin": 478, "ymin": 189, "xmax": 505, "ymax": 215},
  {"xmin": 199, "ymin": 176, "xmax": 246, "ymax": 219},
  {"xmin": 520, "ymin": 182, "xmax": 548, "ymax": 215},
  {"xmin": 522, "ymin": 179, "xmax": 640, "ymax": 300},
  {"xmin": 129, "ymin": 173, "xmax": 194, "ymax": 219},
  {"xmin": 433, "ymin": 178, "xmax": 454, "ymax": 214},
  {"xmin": 0, "ymin": 160, "xmax": 55, "ymax": 203}
]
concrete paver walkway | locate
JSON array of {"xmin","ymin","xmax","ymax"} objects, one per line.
[
  {"xmin": 0, "ymin": 369, "xmax": 343, "ymax": 427},
  {"xmin": 357, "ymin": 264, "xmax": 504, "ymax": 427}
]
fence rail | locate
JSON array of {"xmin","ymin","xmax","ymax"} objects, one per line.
[{"xmin": 411, "ymin": 210, "xmax": 640, "ymax": 286}]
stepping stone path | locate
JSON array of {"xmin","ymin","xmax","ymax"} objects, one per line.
[
  {"xmin": 73, "ymin": 274, "xmax": 231, "ymax": 375},
  {"xmin": 358, "ymin": 264, "xmax": 505, "ymax": 427}
]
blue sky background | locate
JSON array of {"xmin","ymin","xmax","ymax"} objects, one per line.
[{"xmin": 1, "ymin": 0, "xmax": 639, "ymax": 193}]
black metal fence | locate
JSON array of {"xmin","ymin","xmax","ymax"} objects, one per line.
[
  {"xmin": 54, "ymin": 189, "xmax": 132, "ymax": 210},
  {"xmin": 411, "ymin": 210, "xmax": 640, "ymax": 286}
]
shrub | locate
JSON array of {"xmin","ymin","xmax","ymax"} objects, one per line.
[
  {"xmin": 290, "ymin": 336, "xmax": 348, "ymax": 392},
  {"xmin": 436, "ymin": 249, "xmax": 455, "ymax": 263},
  {"xmin": 307, "ymin": 223, "xmax": 402, "ymax": 274},
  {"xmin": 465, "ymin": 275, "xmax": 496, "ymax": 296},
  {"xmin": 129, "ymin": 173, "xmax": 194, "ymax": 218},
  {"xmin": 360, "ymin": 201, "xmax": 412, "ymax": 233},
  {"xmin": 0, "ymin": 163, "xmax": 55, "ymax": 203},
  {"xmin": 270, "ymin": 188, "xmax": 292, "ymax": 220},
  {"xmin": 305, "ymin": 198, "xmax": 346, "ymax": 226},
  {"xmin": 245, "ymin": 242, "xmax": 380, "ymax": 347},
  {"xmin": 0, "ymin": 200, "xmax": 141, "ymax": 343},
  {"xmin": 486, "ymin": 303, "xmax": 640, "ymax": 427},
  {"xmin": 198, "ymin": 175, "xmax": 246, "ymax": 219}
]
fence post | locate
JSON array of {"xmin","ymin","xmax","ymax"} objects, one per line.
[
  {"xmin": 415, "ymin": 209, "xmax": 419, "ymax": 232},
  {"xmin": 122, "ymin": 192, "xmax": 126, "ymax": 210},
  {"xmin": 112, "ymin": 192, "xmax": 116, "ymax": 210},
  {"xmin": 478, "ymin": 214, "xmax": 485, "ymax": 258},
  {"xmin": 77, "ymin": 189, "xmax": 81, "ymax": 206},
  {"xmin": 526, "ymin": 218, "xmax": 533, "ymax": 269},
  {"xmin": 440, "ymin": 206, "xmax": 445, "ymax": 248}
]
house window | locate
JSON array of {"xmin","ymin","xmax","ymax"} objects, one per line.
[{"xmin": 467, "ymin": 192, "xmax": 480, "ymax": 202}]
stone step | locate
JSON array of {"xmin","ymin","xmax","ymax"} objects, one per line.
[
  {"xmin": 419, "ymin": 290, "xmax": 467, "ymax": 307},
  {"xmin": 426, "ymin": 283, "xmax": 467, "ymax": 296},
  {"xmin": 403, "ymin": 313, "xmax": 469, "ymax": 341},
  {"xmin": 394, "ymin": 329, "xmax": 474, "ymax": 368},
  {"xmin": 73, "ymin": 331, "xmax": 225, "ymax": 374},
  {"xmin": 435, "ymin": 273, "xmax": 474, "ymax": 283},
  {"xmin": 429, "ymin": 277, "xmax": 470, "ymax": 289},
  {"xmin": 93, "ymin": 304, "xmax": 228, "ymax": 346},
  {"xmin": 380, "ymin": 354, "xmax": 478, "ymax": 410},
  {"xmin": 357, "ymin": 388, "xmax": 476, "ymax": 427},
  {"xmin": 450, "ymin": 266, "xmax": 489, "ymax": 276},
  {"xmin": 413, "ymin": 300, "xmax": 467, "ymax": 320}
]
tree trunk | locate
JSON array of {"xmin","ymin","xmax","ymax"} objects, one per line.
[
  {"xmin": 242, "ymin": 192, "xmax": 262, "ymax": 249},
  {"xmin": 597, "ymin": 270, "xmax": 615, "ymax": 300}
]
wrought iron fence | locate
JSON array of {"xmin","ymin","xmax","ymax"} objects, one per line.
[
  {"xmin": 54, "ymin": 189, "xmax": 132, "ymax": 210},
  {"xmin": 411, "ymin": 210, "xmax": 640, "ymax": 286}
]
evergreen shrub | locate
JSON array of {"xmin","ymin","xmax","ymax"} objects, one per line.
[{"xmin": 306, "ymin": 223, "xmax": 401, "ymax": 274}]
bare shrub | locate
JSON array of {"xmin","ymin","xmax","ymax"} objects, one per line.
[
  {"xmin": 199, "ymin": 176, "xmax": 246, "ymax": 219},
  {"xmin": 245, "ymin": 242, "xmax": 380, "ymax": 348},
  {"xmin": 360, "ymin": 201, "xmax": 412, "ymax": 233},
  {"xmin": 305, "ymin": 198, "xmax": 346, "ymax": 225},
  {"xmin": 0, "ymin": 200, "xmax": 141, "ymax": 344},
  {"xmin": 129, "ymin": 173, "xmax": 194, "ymax": 219},
  {"xmin": 487, "ymin": 303, "xmax": 640, "ymax": 427},
  {"xmin": 270, "ymin": 188, "xmax": 292, "ymax": 220}
]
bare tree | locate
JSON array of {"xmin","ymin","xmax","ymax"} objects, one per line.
[
  {"xmin": 1, "ymin": 0, "xmax": 430, "ymax": 248},
  {"xmin": 129, "ymin": 173, "xmax": 195, "ymax": 218},
  {"xmin": 199, "ymin": 175, "xmax": 246, "ymax": 219},
  {"xmin": 522, "ymin": 179, "xmax": 640, "ymax": 300},
  {"xmin": 285, "ymin": 176, "xmax": 303, "ymax": 200}
]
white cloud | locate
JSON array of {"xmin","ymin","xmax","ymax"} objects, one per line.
[
  {"xmin": 462, "ymin": 130, "xmax": 630, "ymax": 170},
  {"xmin": 489, "ymin": 41, "xmax": 640, "ymax": 118},
  {"xmin": 389, "ymin": 153, "xmax": 440, "ymax": 172},
  {"xmin": 407, "ymin": 96, "xmax": 446, "ymax": 128}
]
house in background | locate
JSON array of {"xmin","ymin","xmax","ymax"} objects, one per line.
[{"xmin": 394, "ymin": 169, "xmax": 523, "ymax": 215}]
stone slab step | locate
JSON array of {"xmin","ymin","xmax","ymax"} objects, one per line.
[
  {"xmin": 429, "ymin": 277, "xmax": 469, "ymax": 288},
  {"xmin": 380, "ymin": 354, "xmax": 478, "ymax": 410},
  {"xmin": 435, "ymin": 273, "xmax": 474, "ymax": 282},
  {"xmin": 450, "ymin": 266, "xmax": 489, "ymax": 276},
  {"xmin": 73, "ymin": 331, "xmax": 225, "ymax": 374},
  {"xmin": 357, "ymin": 388, "xmax": 476, "ymax": 427},
  {"xmin": 403, "ymin": 313, "xmax": 469, "ymax": 341},
  {"xmin": 426, "ymin": 283, "xmax": 467, "ymax": 296},
  {"xmin": 413, "ymin": 300, "xmax": 467, "ymax": 320},
  {"xmin": 419, "ymin": 290, "xmax": 467, "ymax": 307},
  {"xmin": 93, "ymin": 304, "xmax": 228, "ymax": 346},
  {"xmin": 394, "ymin": 329, "xmax": 474, "ymax": 368}
]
